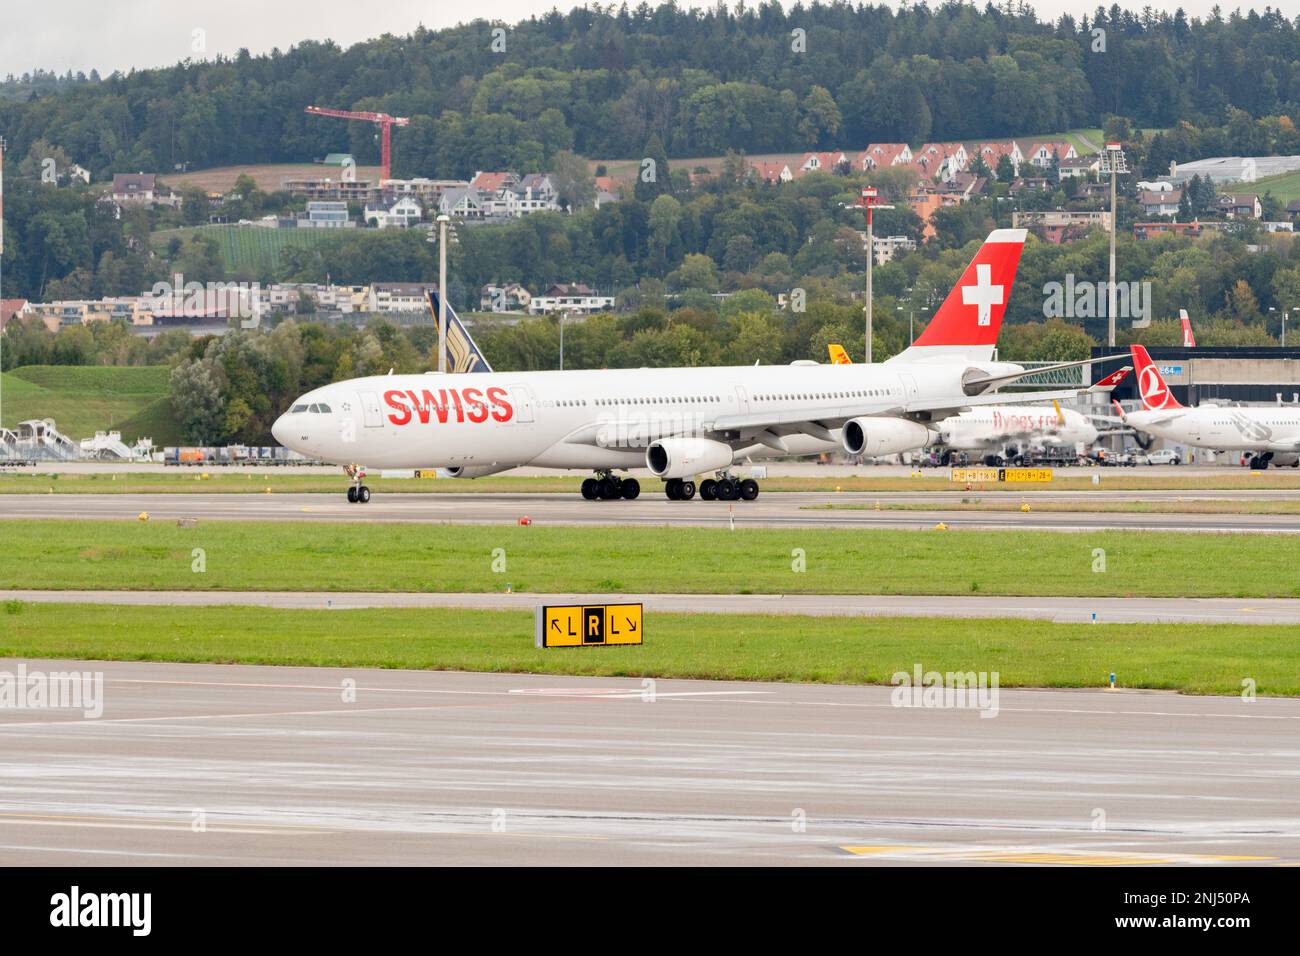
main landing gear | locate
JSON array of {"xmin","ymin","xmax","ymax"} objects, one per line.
[
  {"xmin": 344, "ymin": 464, "xmax": 371, "ymax": 504},
  {"xmin": 581, "ymin": 471, "xmax": 641, "ymax": 500},
  {"xmin": 1249, "ymin": 453, "xmax": 1274, "ymax": 470},
  {"xmin": 678, "ymin": 472, "xmax": 760, "ymax": 502}
]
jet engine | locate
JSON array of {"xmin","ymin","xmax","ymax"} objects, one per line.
[
  {"xmin": 842, "ymin": 417, "xmax": 937, "ymax": 457},
  {"xmin": 445, "ymin": 464, "xmax": 512, "ymax": 479},
  {"xmin": 645, "ymin": 437, "xmax": 734, "ymax": 479}
]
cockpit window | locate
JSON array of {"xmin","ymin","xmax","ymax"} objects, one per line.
[
  {"xmin": 308, "ymin": 404, "xmax": 321, "ymax": 413},
  {"xmin": 291, "ymin": 404, "xmax": 309, "ymax": 413},
  {"xmin": 316, "ymin": 404, "xmax": 331, "ymax": 413}
]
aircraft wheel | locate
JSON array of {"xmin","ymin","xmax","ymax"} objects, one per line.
[
  {"xmin": 665, "ymin": 478, "xmax": 682, "ymax": 500},
  {"xmin": 739, "ymin": 479, "xmax": 759, "ymax": 501},
  {"xmin": 621, "ymin": 478, "xmax": 641, "ymax": 500},
  {"xmin": 678, "ymin": 480, "xmax": 696, "ymax": 501},
  {"xmin": 581, "ymin": 478, "xmax": 599, "ymax": 500},
  {"xmin": 717, "ymin": 479, "xmax": 738, "ymax": 501},
  {"xmin": 599, "ymin": 477, "xmax": 621, "ymax": 499},
  {"xmin": 347, "ymin": 487, "xmax": 358, "ymax": 503},
  {"xmin": 700, "ymin": 479, "xmax": 717, "ymax": 501},
  {"xmin": 357, "ymin": 486, "xmax": 371, "ymax": 504}
]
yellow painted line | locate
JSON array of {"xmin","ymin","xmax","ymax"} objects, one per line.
[{"xmin": 841, "ymin": 845, "xmax": 932, "ymax": 856}]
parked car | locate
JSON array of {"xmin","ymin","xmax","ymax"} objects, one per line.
[
  {"xmin": 1102, "ymin": 452, "xmax": 1139, "ymax": 467},
  {"xmin": 1143, "ymin": 449, "xmax": 1182, "ymax": 466}
]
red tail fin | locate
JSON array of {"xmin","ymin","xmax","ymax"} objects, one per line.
[
  {"xmin": 1179, "ymin": 309, "xmax": 1196, "ymax": 348},
  {"xmin": 901, "ymin": 228, "xmax": 1026, "ymax": 361},
  {"xmin": 1093, "ymin": 365, "xmax": 1132, "ymax": 390},
  {"xmin": 1130, "ymin": 345, "xmax": 1183, "ymax": 410}
]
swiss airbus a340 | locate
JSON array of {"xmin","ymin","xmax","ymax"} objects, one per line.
[{"xmin": 272, "ymin": 228, "xmax": 1119, "ymax": 502}]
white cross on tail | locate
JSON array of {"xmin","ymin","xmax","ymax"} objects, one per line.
[{"xmin": 962, "ymin": 263, "xmax": 1003, "ymax": 326}]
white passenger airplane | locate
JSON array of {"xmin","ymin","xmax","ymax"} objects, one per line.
[
  {"xmin": 937, "ymin": 366, "xmax": 1131, "ymax": 465},
  {"xmin": 272, "ymin": 228, "xmax": 1120, "ymax": 502},
  {"xmin": 1119, "ymin": 344, "xmax": 1300, "ymax": 469}
]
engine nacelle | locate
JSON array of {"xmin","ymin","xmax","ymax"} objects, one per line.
[
  {"xmin": 842, "ymin": 417, "xmax": 937, "ymax": 458},
  {"xmin": 445, "ymin": 464, "xmax": 512, "ymax": 479},
  {"xmin": 645, "ymin": 437, "xmax": 734, "ymax": 479}
]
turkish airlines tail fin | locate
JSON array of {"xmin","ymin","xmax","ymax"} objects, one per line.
[
  {"xmin": 1179, "ymin": 309, "xmax": 1196, "ymax": 347},
  {"xmin": 1130, "ymin": 345, "xmax": 1183, "ymax": 410},
  {"xmin": 427, "ymin": 291, "xmax": 493, "ymax": 373},
  {"xmin": 827, "ymin": 344, "xmax": 852, "ymax": 365},
  {"xmin": 892, "ymin": 228, "xmax": 1026, "ymax": 363}
]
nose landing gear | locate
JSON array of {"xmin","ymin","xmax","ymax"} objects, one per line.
[{"xmin": 344, "ymin": 464, "xmax": 371, "ymax": 503}]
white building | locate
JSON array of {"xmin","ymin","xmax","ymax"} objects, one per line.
[{"xmin": 528, "ymin": 284, "xmax": 616, "ymax": 315}]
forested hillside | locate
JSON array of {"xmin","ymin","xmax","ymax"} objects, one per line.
[{"xmin": 1, "ymin": 3, "xmax": 1297, "ymax": 179}]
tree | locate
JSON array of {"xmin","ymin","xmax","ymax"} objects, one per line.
[
  {"xmin": 634, "ymin": 133, "xmax": 672, "ymax": 203},
  {"xmin": 550, "ymin": 150, "xmax": 596, "ymax": 210}
]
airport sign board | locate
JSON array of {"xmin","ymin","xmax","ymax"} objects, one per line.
[
  {"xmin": 535, "ymin": 603, "xmax": 644, "ymax": 648},
  {"xmin": 951, "ymin": 467, "xmax": 1053, "ymax": 483}
]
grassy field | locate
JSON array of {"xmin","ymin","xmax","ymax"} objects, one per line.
[
  {"xmin": 0, "ymin": 366, "xmax": 180, "ymax": 444},
  {"xmin": 0, "ymin": 602, "xmax": 1292, "ymax": 696},
  {"xmin": 4, "ymin": 469, "xmax": 1300, "ymax": 495},
  {"xmin": 1252, "ymin": 168, "xmax": 1300, "ymax": 204},
  {"xmin": 150, "ymin": 224, "xmax": 339, "ymax": 273},
  {"xmin": 4, "ymin": 520, "xmax": 1299, "ymax": 598},
  {"xmin": 814, "ymin": 499, "xmax": 1300, "ymax": 515}
]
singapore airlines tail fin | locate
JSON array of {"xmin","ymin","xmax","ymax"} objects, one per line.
[
  {"xmin": 1131, "ymin": 345, "xmax": 1183, "ymax": 410},
  {"xmin": 892, "ymin": 228, "xmax": 1026, "ymax": 364},
  {"xmin": 1180, "ymin": 309, "xmax": 1196, "ymax": 348},
  {"xmin": 428, "ymin": 291, "xmax": 493, "ymax": 373},
  {"xmin": 827, "ymin": 344, "xmax": 852, "ymax": 365}
]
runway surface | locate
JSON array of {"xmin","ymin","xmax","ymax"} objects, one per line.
[
  {"xmin": 6, "ymin": 491, "xmax": 1300, "ymax": 532},
  {"xmin": 0, "ymin": 660, "xmax": 1294, "ymax": 866},
  {"xmin": 5, "ymin": 588, "xmax": 1299, "ymax": 625}
]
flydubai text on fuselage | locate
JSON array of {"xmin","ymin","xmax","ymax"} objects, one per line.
[
  {"xmin": 1125, "ymin": 344, "xmax": 1300, "ymax": 468},
  {"xmin": 272, "ymin": 229, "xmax": 1110, "ymax": 498}
]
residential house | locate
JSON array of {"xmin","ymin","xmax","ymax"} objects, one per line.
[
  {"xmin": 1286, "ymin": 199, "xmax": 1300, "ymax": 220},
  {"xmin": 1008, "ymin": 177, "xmax": 1051, "ymax": 195},
  {"xmin": 438, "ymin": 186, "xmax": 486, "ymax": 219},
  {"xmin": 515, "ymin": 173, "xmax": 561, "ymax": 213},
  {"xmin": 1133, "ymin": 220, "xmax": 1236, "ymax": 241},
  {"xmin": 594, "ymin": 175, "xmax": 623, "ymax": 207},
  {"xmin": 870, "ymin": 234, "xmax": 917, "ymax": 265},
  {"xmin": 909, "ymin": 183, "xmax": 968, "ymax": 240},
  {"xmin": 110, "ymin": 173, "xmax": 178, "ymax": 207},
  {"xmin": 749, "ymin": 162, "xmax": 793, "ymax": 185},
  {"xmin": 298, "ymin": 201, "xmax": 354, "ymax": 229},
  {"xmin": 798, "ymin": 152, "xmax": 849, "ymax": 176},
  {"xmin": 1023, "ymin": 141, "xmax": 1078, "ymax": 169},
  {"xmin": 369, "ymin": 282, "xmax": 441, "ymax": 314},
  {"xmin": 480, "ymin": 283, "xmax": 533, "ymax": 313},
  {"xmin": 364, "ymin": 196, "xmax": 423, "ymax": 228},
  {"xmin": 912, "ymin": 143, "xmax": 967, "ymax": 182},
  {"xmin": 857, "ymin": 143, "xmax": 913, "ymax": 171},
  {"xmin": 1137, "ymin": 188, "xmax": 1184, "ymax": 217},
  {"xmin": 0, "ymin": 299, "xmax": 30, "ymax": 332},
  {"xmin": 972, "ymin": 141, "xmax": 1024, "ymax": 177},
  {"xmin": 1216, "ymin": 193, "xmax": 1262, "ymax": 219},
  {"xmin": 1012, "ymin": 210, "xmax": 1112, "ymax": 244},
  {"xmin": 283, "ymin": 177, "xmax": 381, "ymax": 205},
  {"xmin": 1059, "ymin": 155, "xmax": 1101, "ymax": 179},
  {"xmin": 528, "ymin": 283, "xmax": 616, "ymax": 315}
]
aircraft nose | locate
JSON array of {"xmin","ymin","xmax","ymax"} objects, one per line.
[{"xmin": 271, "ymin": 413, "xmax": 289, "ymax": 447}]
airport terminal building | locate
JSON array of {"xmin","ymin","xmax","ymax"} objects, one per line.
[{"xmin": 1096, "ymin": 346, "xmax": 1300, "ymax": 407}]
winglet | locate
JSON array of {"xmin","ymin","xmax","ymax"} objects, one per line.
[{"xmin": 1090, "ymin": 364, "xmax": 1132, "ymax": 392}]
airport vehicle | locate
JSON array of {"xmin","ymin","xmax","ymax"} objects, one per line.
[
  {"xmin": 1119, "ymin": 344, "xmax": 1300, "ymax": 469},
  {"xmin": 1142, "ymin": 448, "xmax": 1182, "ymax": 465},
  {"xmin": 272, "ymin": 229, "xmax": 1121, "ymax": 502}
]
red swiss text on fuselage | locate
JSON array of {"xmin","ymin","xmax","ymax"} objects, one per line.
[{"xmin": 383, "ymin": 387, "xmax": 513, "ymax": 426}]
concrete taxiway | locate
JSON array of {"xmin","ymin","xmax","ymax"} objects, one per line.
[
  {"xmin": 6, "ymin": 491, "xmax": 1300, "ymax": 532},
  {"xmin": 0, "ymin": 660, "xmax": 1295, "ymax": 866},
  {"xmin": 4, "ymin": 589, "xmax": 1299, "ymax": 625}
]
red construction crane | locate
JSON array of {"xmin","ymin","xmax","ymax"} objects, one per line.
[{"xmin": 304, "ymin": 105, "xmax": 410, "ymax": 183}]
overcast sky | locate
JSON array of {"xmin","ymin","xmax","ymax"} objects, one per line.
[{"xmin": 0, "ymin": 0, "xmax": 1273, "ymax": 78}]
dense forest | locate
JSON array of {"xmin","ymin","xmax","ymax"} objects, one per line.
[{"xmin": 1, "ymin": 2, "xmax": 1299, "ymax": 179}]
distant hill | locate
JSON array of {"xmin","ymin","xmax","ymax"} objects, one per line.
[{"xmin": 1, "ymin": 366, "xmax": 181, "ymax": 444}]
